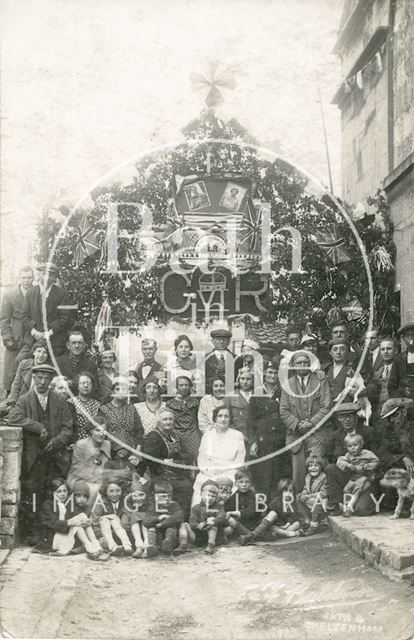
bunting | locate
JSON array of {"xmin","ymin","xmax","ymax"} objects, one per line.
[
  {"xmin": 74, "ymin": 215, "xmax": 103, "ymax": 267},
  {"xmin": 315, "ymin": 224, "xmax": 351, "ymax": 265}
]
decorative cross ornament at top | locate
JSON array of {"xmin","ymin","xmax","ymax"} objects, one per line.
[{"xmin": 190, "ymin": 63, "xmax": 237, "ymax": 108}]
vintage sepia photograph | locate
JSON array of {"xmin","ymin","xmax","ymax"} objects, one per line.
[{"xmin": 0, "ymin": 1, "xmax": 413, "ymax": 639}]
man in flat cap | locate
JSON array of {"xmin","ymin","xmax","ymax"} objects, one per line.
[
  {"xmin": 8, "ymin": 362, "xmax": 73, "ymax": 543},
  {"xmin": 388, "ymin": 323, "xmax": 414, "ymax": 410},
  {"xmin": 205, "ymin": 328, "xmax": 235, "ymax": 393},
  {"xmin": 20, "ymin": 262, "xmax": 73, "ymax": 362},
  {"xmin": 377, "ymin": 398, "xmax": 414, "ymax": 476},
  {"xmin": 325, "ymin": 403, "xmax": 377, "ymax": 514}
]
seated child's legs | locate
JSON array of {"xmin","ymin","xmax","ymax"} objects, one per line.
[
  {"xmin": 271, "ymin": 524, "xmax": 300, "ymax": 538},
  {"xmin": 111, "ymin": 517, "xmax": 133, "ymax": 553},
  {"xmin": 144, "ymin": 528, "xmax": 159, "ymax": 558},
  {"xmin": 174, "ymin": 522, "xmax": 195, "ymax": 555},
  {"xmin": 161, "ymin": 526, "xmax": 178, "ymax": 554},
  {"xmin": 99, "ymin": 516, "xmax": 117, "ymax": 550},
  {"xmin": 131, "ymin": 522, "xmax": 148, "ymax": 551}
]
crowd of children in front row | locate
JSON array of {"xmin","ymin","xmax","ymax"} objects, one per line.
[{"xmin": 37, "ymin": 428, "xmax": 379, "ymax": 560}]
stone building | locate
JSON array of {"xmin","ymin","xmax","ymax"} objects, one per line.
[{"xmin": 333, "ymin": 0, "xmax": 414, "ymax": 322}]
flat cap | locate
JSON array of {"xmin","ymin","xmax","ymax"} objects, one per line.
[
  {"xmin": 32, "ymin": 363, "xmax": 57, "ymax": 376},
  {"xmin": 397, "ymin": 323, "xmax": 414, "ymax": 337},
  {"xmin": 210, "ymin": 329, "xmax": 232, "ymax": 339},
  {"xmin": 333, "ymin": 402, "xmax": 360, "ymax": 414},
  {"xmin": 329, "ymin": 337, "xmax": 350, "ymax": 348},
  {"xmin": 380, "ymin": 397, "xmax": 414, "ymax": 419}
]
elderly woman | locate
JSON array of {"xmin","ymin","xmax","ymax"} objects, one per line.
[
  {"xmin": 138, "ymin": 409, "xmax": 193, "ymax": 518},
  {"xmin": 6, "ymin": 339, "xmax": 50, "ymax": 406},
  {"xmin": 69, "ymin": 371, "xmax": 102, "ymax": 441},
  {"xmin": 192, "ymin": 404, "xmax": 246, "ymax": 503},
  {"xmin": 100, "ymin": 376, "xmax": 144, "ymax": 452},
  {"xmin": 66, "ymin": 415, "xmax": 112, "ymax": 500},
  {"xmin": 197, "ymin": 376, "xmax": 226, "ymax": 433},
  {"xmin": 134, "ymin": 376, "xmax": 165, "ymax": 435},
  {"xmin": 97, "ymin": 349, "xmax": 117, "ymax": 403},
  {"xmin": 166, "ymin": 374, "xmax": 200, "ymax": 462}
]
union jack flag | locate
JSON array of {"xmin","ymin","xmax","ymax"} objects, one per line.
[
  {"xmin": 239, "ymin": 200, "xmax": 262, "ymax": 252},
  {"xmin": 315, "ymin": 224, "xmax": 350, "ymax": 265},
  {"xmin": 74, "ymin": 215, "xmax": 103, "ymax": 267}
]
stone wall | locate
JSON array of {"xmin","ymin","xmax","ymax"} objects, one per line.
[{"xmin": 0, "ymin": 426, "xmax": 23, "ymax": 548}]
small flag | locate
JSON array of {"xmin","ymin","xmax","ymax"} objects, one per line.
[
  {"xmin": 315, "ymin": 224, "xmax": 351, "ymax": 265},
  {"xmin": 74, "ymin": 215, "xmax": 103, "ymax": 267}
]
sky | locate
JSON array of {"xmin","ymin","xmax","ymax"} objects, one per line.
[{"xmin": 1, "ymin": 0, "xmax": 343, "ymax": 284}]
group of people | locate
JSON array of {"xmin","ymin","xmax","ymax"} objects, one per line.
[{"xmin": 1, "ymin": 262, "xmax": 414, "ymax": 559}]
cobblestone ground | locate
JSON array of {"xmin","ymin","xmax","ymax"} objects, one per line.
[{"xmin": 0, "ymin": 533, "xmax": 413, "ymax": 640}]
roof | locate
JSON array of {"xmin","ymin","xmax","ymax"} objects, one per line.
[{"xmin": 247, "ymin": 322, "xmax": 287, "ymax": 346}]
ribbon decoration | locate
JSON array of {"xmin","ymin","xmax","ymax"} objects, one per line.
[
  {"xmin": 190, "ymin": 64, "xmax": 237, "ymax": 108},
  {"xmin": 315, "ymin": 224, "xmax": 351, "ymax": 265}
]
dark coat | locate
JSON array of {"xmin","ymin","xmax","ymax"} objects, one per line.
[
  {"xmin": 37, "ymin": 497, "xmax": 87, "ymax": 550},
  {"xmin": 97, "ymin": 368, "xmax": 115, "ymax": 403},
  {"xmin": 8, "ymin": 389, "xmax": 73, "ymax": 473},
  {"xmin": 22, "ymin": 284, "xmax": 72, "ymax": 353},
  {"xmin": 56, "ymin": 353, "xmax": 98, "ymax": 398},
  {"xmin": 142, "ymin": 500, "xmax": 183, "ymax": 530},
  {"xmin": 224, "ymin": 489, "xmax": 261, "ymax": 530},
  {"xmin": 388, "ymin": 353, "xmax": 414, "ymax": 400},
  {"xmin": 0, "ymin": 287, "xmax": 32, "ymax": 388},
  {"xmin": 135, "ymin": 360, "xmax": 163, "ymax": 401},
  {"xmin": 247, "ymin": 386, "xmax": 285, "ymax": 450},
  {"xmin": 324, "ymin": 364, "xmax": 350, "ymax": 402},
  {"xmin": 205, "ymin": 350, "xmax": 235, "ymax": 392},
  {"xmin": 225, "ymin": 391, "xmax": 250, "ymax": 439}
]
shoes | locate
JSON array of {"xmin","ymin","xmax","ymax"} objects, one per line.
[
  {"xmin": 238, "ymin": 534, "xmax": 255, "ymax": 546},
  {"xmin": 302, "ymin": 526, "xmax": 319, "ymax": 537},
  {"xmin": 145, "ymin": 544, "xmax": 159, "ymax": 558},
  {"xmin": 87, "ymin": 551, "xmax": 110, "ymax": 561},
  {"xmin": 109, "ymin": 545, "xmax": 124, "ymax": 557},
  {"xmin": 161, "ymin": 538, "xmax": 173, "ymax": 554},
  {"xmin": 204, "ymin": 543, "xmax": 215, "ymax": 555},
  {"xmin": 326, "ymin": 505, "xmax": 342, "ymax": 517},
  {"xmin": 132, "ymin": 548, "xmax": 144, "ymax": 559},
  {"xmin": 173, "ymin": 545, "xmax": 188, "ymax": 556},
  {"xmin": 123, "ymin": 546, "xmax": 133, "ymax": 556}
]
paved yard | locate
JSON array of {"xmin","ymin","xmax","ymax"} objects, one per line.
[{"xmin": 0, "ymin": 534, "xmax": 413, "ymax": 640}]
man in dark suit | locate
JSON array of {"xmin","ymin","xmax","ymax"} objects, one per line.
[
  {"xmin": 8, "ymin": 363, "xmax": 73, "ymax": 542},
  {"xmin": 388, "ymin": 323, "xmax": 414, "ymax": 408},
  {"xmin": 324, "ymin": 338, "xmax": 353, "ymax": 403},
  {"xmin": 365, "ymin": 326, "xmax": 383, "ymax": 373},
  {"xmin": 55, "ymin": 329, "xmax": 98, "ymax": 389},
  {"xmin": 0, "ymin": 265, "xmax": 34, "ymax": 392},
  {"xmin": 366, "ymin": 337, "xmax": 396, "ymax": 416},
  {"xmin": 21, "ymin": 262, "xmax": 72, "ymax": 360},
  {"xmin": 280, "ymin": 351, "xmax": 331, "ymax": 491},
  {"xmin": 204, "ymin": 328, "xmax": 235, "ymax": 393},
  {"xmin": 134, "ymin": 338, "xmax": 163, "ymax": 401}
]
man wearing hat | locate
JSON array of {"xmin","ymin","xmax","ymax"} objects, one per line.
[
  {"xmin": 20, "ymin": 262, "xmax": 72, "ymax": 361},
  {"xmin": 325, "ymin": 403, "xmax": 377, "ymax": 514},
  {"xmin": 377, "ymin": 398, "xmax": 414, "ymax": 476},
  {"xmin": 388, "ymin": 323, "xmax": 414, "ymax": 408},
  {"xmin": 8, "ymin": 363, "xmax": 74, "ymax": 543},
  {"xmin": 205, "ymin": 328, "xmax": 235, "ymax": 393}
]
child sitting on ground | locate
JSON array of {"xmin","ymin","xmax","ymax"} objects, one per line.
[
  {"xmin": 224, "ymin": 468, "xmax": 262, "ymax": 540},
  {"xmin": 142, "ymin": 480, "xmax": 184, "ymax": 557},
  {"xmin": 121, "ymin": 474, "xmax": 150, "ymax": 558},
  {"xmin": 180, "ymin": 480, "xmax": 226, "ymax": 555},
  {"xmin": 239, "ymin": 477, "xmax": 302, "ymax": 545},
  {"xmin": 37, "ymin": 478, "xmax": 109, "ymax": 561},
  {"xmin": 216, "ymin": 476, "xmax": 235, "ymax": 539},
  {"xmin": 91, "ymin": 477, "xmax": 133, "ymax": 556},
  {"xmin": 297, "ymin": 455, "xmax": 328, "ymax": 535},
  {"xmin": 336, "ymin": 433, "xmax": 379, "ymax": 516}
]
